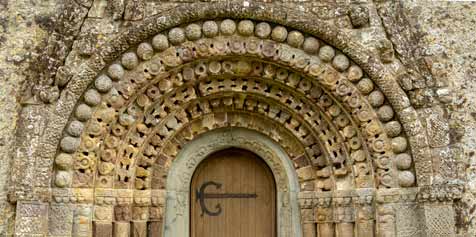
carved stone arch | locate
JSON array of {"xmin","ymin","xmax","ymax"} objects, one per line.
[
  {"xmin": 142, "ymin": 106, "xmax": 343, "ymax": 190},
  {"xmin": 55, "ymin": 48, "xmax": 412, "ymax": 192},
  {"xmin": 24, "ymin": 2, "xmax": 427, "ymax": 195},
  {"xmin": 10, "ymin": 3, "xmax": 436, "ymax": 237}
]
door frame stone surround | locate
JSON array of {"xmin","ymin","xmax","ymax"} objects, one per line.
[{"xmin": 164, "ymin": 127, "xmax": 302, "ymax": 237}]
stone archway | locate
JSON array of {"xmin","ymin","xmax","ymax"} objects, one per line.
[
  {"xmin": 9, "ymin": 3, "xmax": 458, "ymax": 237},
  {"xmin": 165, "ymin": 128, "xmax": 301, "ymax": 237}
]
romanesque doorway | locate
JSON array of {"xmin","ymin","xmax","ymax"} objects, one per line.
[{"xmin": 190, "ymin": 148, "xmax": 276, "ymax": 237}]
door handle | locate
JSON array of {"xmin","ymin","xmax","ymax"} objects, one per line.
[{"xmin": 196, "ymin": 181, "xmax": 258, "ymax": 217}]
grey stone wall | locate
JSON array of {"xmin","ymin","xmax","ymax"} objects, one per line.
[
  {"xmin": 399, "ymin": 2, "xmax": 476, "ymax": 235},
  {"xmin": 0, "ymin": 0, "xmax": 58, "ymax": 233},
  {"xmin": 0, "ymin": 0, "xmax": 475, "ymax": 236}
]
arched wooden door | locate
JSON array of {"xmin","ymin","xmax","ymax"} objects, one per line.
[{"xmin": 191, "ymin": 148, "xmax": 276, "ymax": 237}]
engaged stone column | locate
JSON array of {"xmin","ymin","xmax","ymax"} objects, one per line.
[
  {"xmin": 114, "ymin": 205, "xmax": 132, "ymax": 237},
  {"xmin": 334, "ymin": 196, "xmax": 355, "ymax": 237},
  {"xmin": 336, "ymin": 223, "xmax": 354, "ymax": 237},
  {"xmin": 418, "ymin": 185, "xmax": 461, "ymax": 237},
  {"xmin": 132, "ymin": 221, "xmax": 148, "ymax": 237},
  {"xmin": 11, "ymin": 106, "xmax": 50, "ymax": 236},
  {"xmin": 376, "ymin": 205, "xmax": 396, "ymax": 237},
  {"xmin": 149, "ymin": 206, "xmax": 164, "ymax": 237},
  {"xmin": 93, "ymin": 206, "xmax": 113, "ymax": 237},
  {"xmin": 148, "ymin": 189, "xmax": 165, "ymax": 237},
  {"xmin": 114, "ymin": 222, "xmax": 130, "ymax": 237},
  {"xmin": 49, "ymin": 204, "xmax": 74, "ymax": 237},
  {"xmin": 93, "ymin": 189, "xmax": 114, "ymax": 237},
  {"xmin": 10, "ymin": 105, "xmax": 47, "ymax": 202},
  {"xmin": 149, "ymin": 222, "xmax": 163, "ymax": 237},
  {"xmin": 316, "ymin": 197, "xmax": 334, "ymax": 237},
  {"xmin": 72, "ymin": 205, "xmax": 93, "ymax": 237},
  {"xmin": 93, "ymin": 222, "xmax": 113, "ymax": 237},
  {"xmin": 356, "ymin": 204, "xmax": 374, "ymax": 237},
  {"xmin": 356, "ymin": 192, "xmax": 374, "ymax": 237},
  {"xmin": 132, "ymin": 190, "xmax": 152, "ymax": 237},
  {"xmin": 422, "ymin": 203, "xmax": 456, "ymax": 237},
  {"xmin": 132, "ymin": 206, "xmax": 149, "ymax": 237},
  {"xmin": 14, "ymin": 201, "xmax": 49, "ymax": 236},
  {"xmin": 299, "ymin": 193, "xmax": 316, "ymax": 237}
]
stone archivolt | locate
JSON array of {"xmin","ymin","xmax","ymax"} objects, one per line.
[
  {"xmin": 3, "ymin": 1, "xmax": 464, "ymax": 236},
  {"xmin": 8, "ymin": 0, "xmax": 461, "ymax": 231},
  {"xmin": 40, "ymin": 19, "xmax": 418, "ymax": 236}
]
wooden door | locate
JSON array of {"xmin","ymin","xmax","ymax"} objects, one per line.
[{"xmin": 191, "ymin": 148, "xmax": 276, "ymax": 237}]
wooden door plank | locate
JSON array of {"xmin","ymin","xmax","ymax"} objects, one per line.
[
  {"xmin": 227, "ymin": 154, "xmax": 239, "ymax": 237},
  {"xmin": 191, "ymin": 149, "xmax": 276, "ymax": 237}
]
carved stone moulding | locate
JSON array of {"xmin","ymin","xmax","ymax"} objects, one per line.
[
  {"xmin": 50, "ymin": 188, "xmax": 166, "ymax": 207},
  {"xmin": 17, "ymin": 4, "xmax": 431, "ymax": 208},
  {"xmin": 47, "ymin": 187, "xmax": 427, "ymax": 206},
  {"xmin": 49, "ymin": 19, "xmax": 416, "ymax": 195},
  {"xmin": 44, "ymin": 187, "xmax": 424, "ymax": 237},
  {"xmin": 417, "ymin": 184, "xmax": 464, "ymax": 203},
  {"xmin": 8, "ymin": 3, "xmax": 450, "ymax": 237},
  {"xmin": 43, "ymin": 186, "xmax": 458, "ymax": 236},
  {"xmin": 298, "ymin": 188, "xmax": 422, "ymax": 237}
]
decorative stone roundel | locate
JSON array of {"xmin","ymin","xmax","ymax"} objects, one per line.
[{"xmin": 53, "ymin": 19, "xmax": 415, "ymax": 194}]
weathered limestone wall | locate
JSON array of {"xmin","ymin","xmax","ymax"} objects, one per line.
[
  {"xmin": 0, "ymin": 0, "xmax": 475, "ymax": 236},
  {"xmin": 400, "ymin": 2, "xmax": 476, "ymax": 235},
  {"xmin": 0, "ymin": 0, "xmax": 58, "ymax": 233}
]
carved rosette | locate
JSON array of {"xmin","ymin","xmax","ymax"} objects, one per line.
[
  {"xmin": 37, "ymin": 16, "xmax": 421, "ymax": 237},
  {"xmin": 53, "ymin": 19, "xmax": 412, "ymax": 194}
]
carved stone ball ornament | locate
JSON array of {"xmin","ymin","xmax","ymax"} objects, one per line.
[
  {"xmin": 6, "ymin": 2, "xmax": 460, "ymax": 236},
  {"xmin": 51, "ymin": 19, "xmax": 414, "ymax": 193}
]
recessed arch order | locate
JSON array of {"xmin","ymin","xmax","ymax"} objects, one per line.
[{"xmin": 12, "ymin": 2, "xmax": 432, "ymax": 237}]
